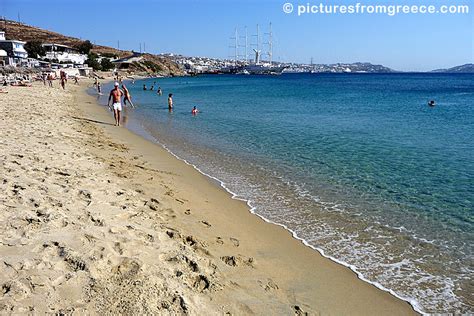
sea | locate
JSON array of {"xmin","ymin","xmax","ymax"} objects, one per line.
[{"xmin": 98, "ymin": 73, "xmax": 473, "ymax": 314}]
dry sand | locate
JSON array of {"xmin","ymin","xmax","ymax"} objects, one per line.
[{"xmin": 0, "ymin": 81, "xmax": 417, "ymax": 315}]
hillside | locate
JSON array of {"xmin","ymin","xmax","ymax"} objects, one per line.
[
  {"xmin": 431, "ymin": 63, "xmax": 474, "ymax": 73},
  {"xmin": 1, "ymin": 19, "xmax": 184, "ymax": 76}
]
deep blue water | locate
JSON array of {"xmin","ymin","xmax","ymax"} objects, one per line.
[{"xmin": 101, "ymin": 73, "xmax": 473, "ymax": 314}]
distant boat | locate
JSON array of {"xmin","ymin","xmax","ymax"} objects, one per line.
[
  {"xmin": 229, "ymin": 23, "xmax": 287, "ymax": 75},
  {"xmin": 238, "ymin": 63, "xmax": 287, "ymax": 75},
  {"xmin": 236, "ymin": 69, "xmax": 250, "ymax": 75}
]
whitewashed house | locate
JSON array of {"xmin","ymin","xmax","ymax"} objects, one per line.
[
  {"xmin": 0, "ymin": 48, "xmax": 7, "ymax": 66},
  {"xmin": 42, "ymin": 43, "xmax": 87, "ymax": 65},
  {"xmin": 0, "ymin": 31, "xmax": 29, "ymax": 66}
]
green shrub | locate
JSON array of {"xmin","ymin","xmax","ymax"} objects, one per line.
[
  {"xmin": 100, "ymin": 58, "xmax": 114, "ymax": 71},
  {"xmin": 77, "ymin": 40, "xmax": 93, "ymax": 54},
  {"xmin": 142, "ymin": 60, "xmax": 163, "ymax": 73},
  {"xmin": 24, "ymin": 41, "xmax": 46, "ymax": 58},
  {"xmin": 101, "ymin": 52, "xmax": 118, "ymax": 58},
  {"xmin": 86, "ymin": 53, "xmax": 101, "ymax": 70}
]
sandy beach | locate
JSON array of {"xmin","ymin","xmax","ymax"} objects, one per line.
[{"xmin": 0, "ymin": 80, "xmax": 417, "ymax": 315}]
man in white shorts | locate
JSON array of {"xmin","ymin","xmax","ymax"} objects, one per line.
[{"xmin": 108, "ymin": 82, "xmax": 124, "ymax": 126}]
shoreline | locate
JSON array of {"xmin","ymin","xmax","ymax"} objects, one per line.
[
  {"xmin": 0, "ymin": 80, "xmax": 417, "ymax": 314},
  {"xmin": 149, "ymin": 132, "xmax": 425, "ymax": 315},
  {"xmin": 89, "ymin": 79, "xmax": 419, "ymax": 314},
  {"xmin": 128, "ymin": 122, "xmax": 428, "ymax": 315}
]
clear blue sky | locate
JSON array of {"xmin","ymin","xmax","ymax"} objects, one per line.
[{"xmin": 1, "ymin": 0, "xmax": 472, "ymax": 71}]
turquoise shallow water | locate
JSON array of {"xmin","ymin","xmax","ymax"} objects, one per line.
[{"xmin": 101, "ymin": 73, "xmax": 473, "ymax": 313}]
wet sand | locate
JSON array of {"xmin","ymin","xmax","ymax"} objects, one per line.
[{"xmin": 0, "ymin": 81, "xmax": 416, "ymax": 314}]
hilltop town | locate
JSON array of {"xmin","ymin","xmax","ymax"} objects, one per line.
[
  {"xmin": 1, "ymin": 18, "xmax": 471, "ymax": 81},
  {"xmin": 0, "ymin": 19, "xmax": 395, "ymax": 79}
]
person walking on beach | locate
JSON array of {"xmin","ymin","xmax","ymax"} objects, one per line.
[
  {"xmin": 168, "ymin": 93, "xmax": 173, "ymax": 111},
  {"xmin": 97, "ymin": 82, "xmax": 102, "ymax": 94},
  {"xmin": 122, "ymin": 84, "xmax": 134, "ymax": 108},
  {"xmin": 108, "ymin": 82, "xmax": 124, "ymax": 126},
  {"xmin": 60, "ymin": 70, "xmax": 66, "ymax": 90},
  {"xmin": 47, "ymin": 74, "xmax": 53, "ymax": 87}
]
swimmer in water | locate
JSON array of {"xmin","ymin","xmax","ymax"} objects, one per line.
[
  {"xmin": 168, "ymin": 93, "xmax": 173, "ymax": 111},
  {"xmin": 191, "ymin": 106, "xmax": 198, "ymax": 115},
  {"xmin": 428, "ymin": 100, "xmax": 435, "ymax": 107},
  {"xmin": 143, "ymin": 84, "xmax": 147, "ymax": 91}
]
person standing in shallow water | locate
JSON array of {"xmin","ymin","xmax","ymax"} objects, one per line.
[
  {"xmin": 168, "ymin": 93, "xmax": 173, "ymax": 111},
  {"xmin": 122, "ymin": 84, "xmax": 134, "ymax": 108},
  {"xmin": 108, "ymin": 82, "xmax": 124, "ymax": 126}
]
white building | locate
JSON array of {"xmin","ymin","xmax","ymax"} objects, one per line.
[
  {"xmin": 0, "ymin": 31, "xmax": 29, "ymax": 67},
  {"xmin": 0, "ymin": 48, "xmax": 7, "ymax": 66},
  {"xmin": 42, "ymin": 43, "xmax": 87, "ymax": 65}
]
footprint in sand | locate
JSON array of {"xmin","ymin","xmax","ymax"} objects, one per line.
[
  {"xmin": 193, "ymin": 275, "xmax": 211, "ymax": 293},
  {"xmin": 78, "ymin": 189, "xmax": 92, "ymax": 205},
  {"xmin": 258, "ymin": 279, "xmax": 279, "ymax": 292},
  {"xmin": 221, "ymin": 255, "xmax": 254, "ymax": 268},
  {"xmin": 293, "ymin": 305, "xmax": 309, "ymax": 316},
  {"xmin": 216, "ymin": 237, "xmax": 224, "ymax": 245},
  {"xmin": 86, "ymin": 211, "xmax": 105, "ymax": 226},
  {"xmin": 200, "ymin": 220, "xmax": 211, "ymax": 228},
  {"xmin": 184, "ymin": 236, "xmax": 198, "ymax": 247},
  {"xmin": 145, "ymin": 198, "xmax": 160, "ymax": 211},
  {"xmin": 113, "ymin": 242, "xmax": 124, "ymax": 255},
  {"xmin": 47, "ymin": 241, "xmax": 87, "ymax": 272},
  {"xmin": 229, "ymin": 237, "xmax": 240, "ymax": 247},
  {"xmin": 167, "ymin": 254, "xmax": 199, "ymax": 273},
  {"xmin": 165, "ymin": 227, "xmax": 181, "ymax": 240}
]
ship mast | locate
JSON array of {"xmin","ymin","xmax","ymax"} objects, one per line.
[
  {"xmin": 244, "ymin": 26, "xmax": 248, "ymax": 63},
  {"xmin": 229, "ymin": 27, "xmax": 239, "ymax": 66},
  {"xmin": 256, "ymin": 24, "xmax": 259, "ymax": 52},
  {"xmin": 252, "ymin": 24, "xmax": 261, "ymax": 65},
  {"xmin": 267, "ymin": 22, "xmax": 273, "ymax": 64},
  {"xmin": 245, "ymin": 26, "xmax": 248, "ymax": 63},
  {"xmin": 234, "ymin": 28, "xmax": 238, "ymax": 63},
  {"xmin": 239, "ymin": 26, "xmax": 248, "ymax": 64}
]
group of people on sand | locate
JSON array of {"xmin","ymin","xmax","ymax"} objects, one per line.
[
  {"xmin": 40, "ymin": 73, "xmax": 55, "ymax": 87},
  {"xmin": 107, "ymin": 82, "xmax": 134, "ymax": 126}
]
